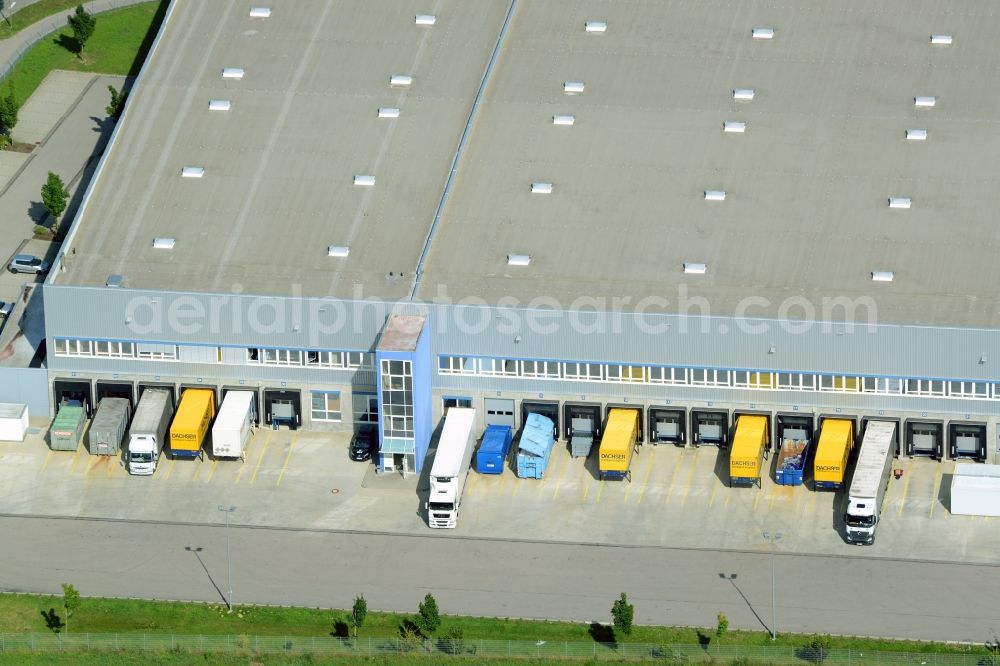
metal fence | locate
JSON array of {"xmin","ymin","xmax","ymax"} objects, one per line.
[{"xmin": 0, "ymin": 633, "xmax": 996, "ymax": 664}]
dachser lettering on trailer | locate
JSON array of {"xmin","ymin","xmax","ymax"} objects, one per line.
[
  {"xmin": 173, "ymin": 433, "xmax": 198, "ymax": 440},
  {"xmin": 731, "ymin": 460, "xmax": 758, "ymax": 468},
  {"xmin": 601, "ymin": 453, "xmax": 627, "ymax": 461},
  {"xmin": 815, "ymin": 465, "xmax": 841, "ymax": 471}
]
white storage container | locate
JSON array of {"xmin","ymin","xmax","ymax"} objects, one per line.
[{"xmin": 0, "ymin": 403, "xmax": 28, "ymax": 442}]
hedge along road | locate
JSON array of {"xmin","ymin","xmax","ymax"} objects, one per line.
[{"xmin": 0, "ymin": 516, "xmax": 997, "ymax": 643}]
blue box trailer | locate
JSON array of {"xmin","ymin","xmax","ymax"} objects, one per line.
[
  {"xmin": 516, "ymin": 413, "xmax": 556, "ymax": 480},
  {"xmin": 476, "ymin": 425, "xmax": 513, "ymax": 474}
]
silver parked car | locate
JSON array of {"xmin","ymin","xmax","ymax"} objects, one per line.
[
  {"xmin": 7, "ymin": 254, "xmax": 49, "ymax": 274},
  {"xmin": 0, "ymin": 301, "xmax": 11, "ymax": 319}
]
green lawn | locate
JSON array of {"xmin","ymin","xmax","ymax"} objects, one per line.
[
  {"xmin": 0, "ymin": 1, "xmax": 165, "ymax": 107},
  {"xmin": 0, "ymin": 0, "xmax": 87, "ymax": 39},
  {"xmin": 0, "ymin": 593, "xmax": 991, "ymax": 658},
  {"xmin": 2, "ymin": 654, "xmax": 576, "ymax": 666}
]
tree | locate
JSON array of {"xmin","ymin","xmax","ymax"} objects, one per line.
[
  {"xmin": 611, "ymin": 592, "xmax": 634, "ymax": 638},
  {"xmin": 716, "ymin": 612, "xmax": 729, "ymax": 642},
  {"xmin": 67, "ymin": 5, "xmax": 96, "ymax": 57},
  {"xmin": 350, "ymin": 595, "xmax": 367, "ymax": 638},
  {"xmin": 106, "ymin": 85, "xmax": 125, "ymax": 118},
  {"xmin": 41, "ymin": 171, "xmax": 69, "ymax": 225},
  {"xmin": 61, "ymin": 583, "xmax": 80, "ymax": 634},
  {"xmin": 0, "ymin": 86, "xmax": 17, "ymax": 136},
  {"xmin": 416, "ymin": 593, "xmax": 441, "ymax": 636}
]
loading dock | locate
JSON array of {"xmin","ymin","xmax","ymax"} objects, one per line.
[
  {"xmin": 485, "ymin": 398, "xmax": 515, "ymax": 429},
  {"xmin": 264, "ymin": 389, "xmax": 301, "ymax": 430},
  {"xmin": 52, "ymin": 379, "xmax": 94, "ymax": 417},
  {"xmin": 443, "ymin": 396, "xmax": 473, "ymax": 413},
  {"xmin": 733, "ymin": 410, "xmax": 771, "ymax": 450},
  {"xmin": 521, "ymin": 400, "xmax": 559, "ymax": 440},
  {"xmin": 691, "ymin": 409, "xmax": 729, "ymax": 447},
  {"xmin": 222, "ymin": 386, "xmax": 260, "ymax": 425},
  {"xmin": 864, "ymin": 416, "xmax": 901, "ymax": 457},
  {"xmin": 181, "ymin": 384, "xmax": 218, "ymax": 408},
  {"xmin": 563, "ymin": 403, "xmax": 601, "ymax": 458},
  {"xmin": 95, "ymin": 381, "xmax": 135, "ymax": 407},
  {"xmin": 777, "ymin": 414, "xmax": 814, "ymax": 450},
  {"xmin": 137, "ymin": 382, "xmax": 177, "ymax": 406},
  {"xmin": 904, "ymin": 419, "xmax": 942, "ymax": 459},
  {"xmin": 949, "ymin": 422, "xmax": 987, "ymax": 462},
  {"xmin": 605, "ymin": 404, "xmax": 643, "ymax": 442},
  {"xmin": 649, "ymin": 407, "xmax": 686, "ymax": 446}
]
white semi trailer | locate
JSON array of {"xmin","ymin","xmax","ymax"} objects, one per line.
[
  {"xmin": 425, "ymin": 407, "xmax": 477, "ymax": 529},
  {"xmin": 126, "ymin": 389, "xmax": 173, "ymax": 475},
  {"xmin": 844, "ymin": 420, "xmax": 896, "ymax": 545},
  {"xmin": 212, "ymin": 391, "xmax": 256, "ymax": 460}
]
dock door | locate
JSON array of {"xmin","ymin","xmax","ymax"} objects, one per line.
[
  {"xmin": 564, "ymin": 403, "xmax": 601, "ymax": 458},
  {"xmin": 904, "ymin": 419, "xmax": 942, "ymax": 459},
  {"xmin": 95, "ymin": 381, "xmax": 135, "ymax": 408},
  {"xmin": 649, "ymin": 407, "xmax": 686, "ymax": 445},
  {"xmin": 222, "ymin": 386, "xmax": 260, "ymax": 425},
  {"xmin": 691, "ymin": 410, "xmax": 728, "ymax": 447},
  {"xmin": 949, "ymin": 423, "xmax": 986, "ymax": 462},
  {"xmin": 605, "ymin": 404, "xmax": 643, "ymax": 443},
  {"xmin": 776, "ymin": 414, "xmax": 814, "ymax": 452},
  {"xmin": 484, "ymin": 398, "xmax": 515, "ymax": 429},
  {"xmin": 52, "ymin": 379, "xmax": 94, "ymax": 417},
  {"xmin": 264, "ymin": 389, "xmax": 301, "ymax": 430},
  {"xmin": 521, "ymin": 400, "xmax": 559, "ymax": 440}
]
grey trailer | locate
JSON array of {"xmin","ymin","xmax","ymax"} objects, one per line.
[{"xmin": 88, "ymin": 398, "xmax": 132, "ymax": 455}]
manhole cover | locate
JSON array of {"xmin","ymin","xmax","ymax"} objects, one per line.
[{"xmin": 330, "ymin": 488, "xmax": 340, "ymax": 495}]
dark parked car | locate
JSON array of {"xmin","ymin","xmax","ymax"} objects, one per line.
[{"xmin": 349, "ymin": 424, "xmax": 378, "ymax": 462}]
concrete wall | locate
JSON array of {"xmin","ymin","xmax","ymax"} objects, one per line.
[{"xmin": 0, "ymin": 367, "xmax": 50, "ymax": 421}]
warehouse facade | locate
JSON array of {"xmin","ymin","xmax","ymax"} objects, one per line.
[{"xmin": 42, "ymin": 0, "xmax": 1000, "ymax": 471}]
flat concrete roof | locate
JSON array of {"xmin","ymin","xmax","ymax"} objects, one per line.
[
  {"xmin": 60, "ymin": 0, "xmax": 510, "ymax": 301},
  {"xmin": 61, "ymin": 0, "xmax": 1000, "ymax": 327}
]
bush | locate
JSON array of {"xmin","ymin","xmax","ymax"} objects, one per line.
[
  {"xmin": 439, "ymin": 627, "xmax": 466, "ymax": 655},
  {"xmin": 803, "ymin": 635, "xmax": 833, "ymax": 664}
]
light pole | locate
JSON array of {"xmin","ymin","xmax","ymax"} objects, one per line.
[
  {"xmin": 218, "ymin": 505, "xmax": 236, "ymax": 612},
  {"xmin": 762, "ymin": 531, "xmax": 782, "ymax": 641}
]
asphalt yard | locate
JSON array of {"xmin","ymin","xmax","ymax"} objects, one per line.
[{"xmin": 0, "ymin": 427, "xmax": 995, "ymax": 565}]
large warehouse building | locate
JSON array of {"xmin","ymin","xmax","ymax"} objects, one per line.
[{"xmin": 41, "ymin": 0, "xmax": 1000, "ymax": 473}]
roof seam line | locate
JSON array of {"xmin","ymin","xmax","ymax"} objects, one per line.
[{"xmin": 407, "ymin": 0, "xmax": 520, "ymax": 302}]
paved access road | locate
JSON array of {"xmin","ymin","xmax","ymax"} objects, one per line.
[{"xmin": 1, "ymin": 516, "xmax": 998, "ymax": 643}]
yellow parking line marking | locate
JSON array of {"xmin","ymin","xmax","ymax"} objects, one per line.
[
  {"xmin": 595, "ymin": 478, "xmax": 605, "ymax": 503},
  {"xmin": 67, "ymin": 446, "xmax": 83, "ymax": 476},
  {"xmin": 191, "ymin": 458, "xmax": 203, "ymax": 481},
  {"xmin": 249, "ymin": 430, "xmax": 274, "ymax": 485},
  {"xmin": 205, "ymin": 459, "xmax": 218, "ymax": 483},
  {"xmin": 234, "ymin": 435, "xmax": 260, "ymax": 484},
  {"xmin": 635, "ymin": 447, "xmax": 655, "ymax": 504},
  {"xmin": 497, "ymin": 468, "xmax": 506, "ymax": 496},
  {"xmin": 769, "ymin": 489, "xmax": 777, "ymax": 510},
  {"xmin": 929, "ymin": 463, "xmax": 944, "ymax": 518},
  {"xmin": 163, "ymin": 456, "xmax": 176, "ymax": 481},
  {"xmin": 553, "ymin": 449, "xmax": 574, "ymax": 500},
  {"xmin": 678, "ymin": 452, "xmax": 698, "ymax": 509},
  {"xmin": 664, "ymin": 452, "xmax": 683, "ymax": 507},
  {"xmin": 753, "ymin": 489, "xmax": 762, "ymax": 512},
  {"xmin": 465, "ymin": 469, "xmax": 478, "ymax": 496},
  {"xmin": 38, "ymin": 450, "xmax": 53, "ymax": 476},
  {"xmin": 108, "ymin": 455, "xmax": 117, "ymax": 477},
  {"xmin": 897, "ymin": 461, "xmax": 912, "ymax": 516},
  {"xmin": 709, "ymin": 479, "xmax": 719, "ymax": 508},
  {"xmin": 276, "ymin": 433, "xmax": 299, "ymax": 487},
  {"xmin": 794, "ymin": 486, "xmax": 804, "ymax": 510}
]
